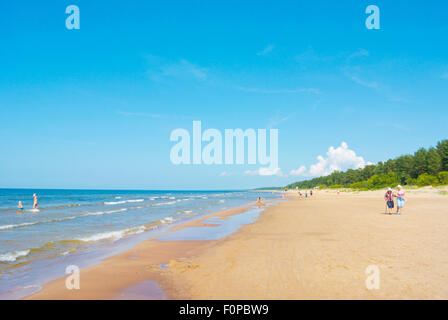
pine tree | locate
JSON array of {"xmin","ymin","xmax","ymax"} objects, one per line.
[
  {"xmin": 412, "ymin": 148, "xmax": 428, "ymax": 178},
  {"xmin": 426, "ymin": 147, "xmax": 442, "ymax": 175},
  {"xmin": 437, "ymin": 139, "xmax": 448, "ymax": 171}
]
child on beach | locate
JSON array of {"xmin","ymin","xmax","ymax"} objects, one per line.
[
  {"xmin": 17, "ymin": 201, "xmax": 24, "ymax": 212},
  {"xmin": 384, "ymin": 188, "xmax": 395, "ymax": 215},
  {"xmin": 310, "ymin": 190, "xmax": 313, "ymax": 197},
  {"xmin": 395, "ymin": 185, "xmax": 405, "ymax": 214}
]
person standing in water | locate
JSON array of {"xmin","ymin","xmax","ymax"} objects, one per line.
[
  {"xmin": 17, "ymin": 201, "xmax": 24, "ymax": 213},
  {"xmin": 395, "ymin": 185, "xmax": 405, "ymax": 214},
  {"xmin": 33, "ymin": 193, "xmax": 38, "ymax": 209}
]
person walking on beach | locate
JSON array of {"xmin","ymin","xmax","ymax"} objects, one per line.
[
  {"xmin": 33, "ymin": 193, "xmax": 38, "ymax": 209},
  {"xmin": 384, "ymin": 188, "xmax": 395, "ymax": 215},
  {"xmin": 310, "ymin": 190, "xmax": 313, "ymax": 197},
  {"xmin": 395, "ymin": 185, "xmax": 405, "ymax": 214}
]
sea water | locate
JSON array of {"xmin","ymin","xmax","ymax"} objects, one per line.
[{"xmin": 0, "ymin": 189, "xmax": 277, "ymax": 298}]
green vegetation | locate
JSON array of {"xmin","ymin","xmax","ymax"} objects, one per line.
[{"xmin": 287, "ymin": 139, "xmax": 448, "ymax": 190}]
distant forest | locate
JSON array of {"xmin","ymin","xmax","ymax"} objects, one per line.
[{"xmin": 286, "ymin": 139, "xmax": 448, "ymax": 190}]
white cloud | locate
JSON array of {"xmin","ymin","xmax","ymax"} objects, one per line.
[
  {"xmin": 219, "ymin": 171, "xmax": 233, "ymax": 176},
  {"xmin": 257, "ymin": 45, "xmax": 274, "ymax": 56},
  {"xmin": 289, "ymin": 142, "xmax": 372, "ymax": 177},
  {"xmin": 244, "ymin": 167, "xmax": 284, "ymax": 177},
  {"xmin": 289, "ymin": 165, "xmax": 306, "ymax": 176}
]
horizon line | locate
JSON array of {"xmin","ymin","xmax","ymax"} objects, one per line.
[{"xmin": 0, "ymin": 187, "xmax": 266, "ymax": 192}]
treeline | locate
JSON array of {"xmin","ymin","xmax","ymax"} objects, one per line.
[{"xmin": 286, "ymin": 139, "xmax": 448, "ymax": 190}]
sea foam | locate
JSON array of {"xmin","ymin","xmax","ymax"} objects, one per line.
[
  {"xmin": 77, "ymin": 225, "xmax": 146, "ymax": 242},
  {"xmin": 0, "ymin": 249, "xmax": 30, "ymax": 262}
]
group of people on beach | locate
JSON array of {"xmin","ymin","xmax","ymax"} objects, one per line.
[
  {"xmin": 384, "ymin": 185, "xmax": 406, "ymax": 215},
  {"xmin": 17, "ymin": 193, "xmax": 38, "ymax": 212},
  {"xmin": 298, "ymin": 190, "xmax": 312, "ymax": 199}
]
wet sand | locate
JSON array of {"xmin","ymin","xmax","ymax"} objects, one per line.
[
  {"xmin": 26, "ymin": 189, "xmax": 448, "ymax": 299},
  {"xmin": 25, "ymin": 202, "xmax": 274, "ymax": 299}
]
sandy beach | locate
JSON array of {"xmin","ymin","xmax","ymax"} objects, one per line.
[{"xmin": 27, "ymin": 188, "xmax": 448, "ymax": 300}]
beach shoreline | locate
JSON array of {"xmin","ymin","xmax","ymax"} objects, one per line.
[
  {"xmin": 25, "ymin": 187, "xmax": 448, "ymax": 299},
  {"xmin": 24, "ymin": 197, "xmax": 282, "ymax": 300},
  {"xmin": 0, "ymin": 190, "xmax": 278, "ymax": 299}
]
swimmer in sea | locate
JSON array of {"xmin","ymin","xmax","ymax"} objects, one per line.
[{"xmin": 33, "ymin": 193, "xmax": 38, "ymax": 209}]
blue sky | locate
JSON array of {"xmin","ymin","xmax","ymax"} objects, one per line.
[{"xmin": 1, "ymin": 0, "xmax": 447, "ymax": 189}]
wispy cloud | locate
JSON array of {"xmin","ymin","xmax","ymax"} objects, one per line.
[
  {"xmin": 257, "ymin": 44, "xmax": 274, "ymax": 56},
  {"xmin": 295, "ymin": 46, "xmax": 321, "ymax": 63},
  {"xmin": 145, "ymin": 55, "xmax": 208, "ymax": 82},
  {"xmin": 348, "ymin": 48, "xmax": 370, "ymax": 61},
  {"xmin": 344, "ymin": 72, "xmax": 379, "ymax": 89},
  {"xmin": 159, "ymin": 59, "xmax": 207, "ymax": 80},
  {"xmin": 343, "ymin": 49, "xmax": 380, "ymax": 89},
  {"xmin": 295, "ymin": 45, "xmax": 353, "ymax": 66},
  {"xmin": 267, "ymin": 112, "xmax": 294, "ymax": 128},
  {"xmin": 237, "ymin": 86, "xmax": 321, "ymax": 95},
  {"xmin": 344, "ymin": 50, "xmax": 414, "ymax": 104}
]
